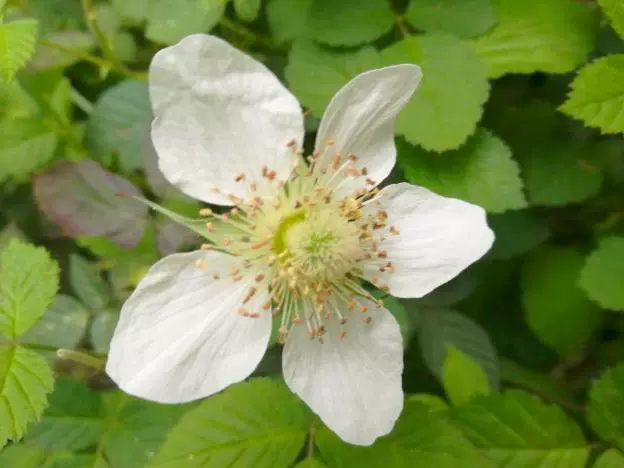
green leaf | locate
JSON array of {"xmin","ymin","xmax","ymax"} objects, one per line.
[
  {"xmin": 26, "ymin": 378, "xmax": 105, "ymax": 451},
  {"xmin": 295, "ymin": 459, "xmax": 326, "ymax": 468},
  {"xmin": 487, "ymin": 211, "xmax": 550, "ymax": 260},
  {"xmin": 0, "ymin": 345, "xmax": 54, "ymax": 447},
  {"xmin": 22, "ymin": 295, "xmax": 89, "ymax": 349},
  {"xmin": 580, "ymin": 236, "xmax": 624, "ymax": 311},
  {"xmin": 0, "ymin": 19, "xmax": 38, "ymax": 84},
  {"xmin": 68, "ymin": 255, "xmax": 110, "ymax": 311},
  {"xmin": 599, "ymin": 0, "xmax": 624, "ymax": 39},
  {"xmin": 521, "ymin": 146, "xmax": 602, "ymax": 206},
  {"xmin": 473, "ymin": 0, "xmax": 598, "ymax": 78},
  {"xmin": 89, "ymin": 309, "xmax": 118, "ymax": 353},
  {"xmin": 30, "ymin": 31, "xmax": 94, "ymax": 70},
  {"xmin": 588, "ymin": 363, "xmax": 624, "ymax": 448},
  {"xmin": 0, "ymin": 238, "xmax": 59, "ymax": 339},
  {"xmin": 0, "ymin": 117, "xmax": 58, "ymax": 183},
  {"xmin": 0, "ymin": 443, "xmax": 49, "ymax": 467},
  {"xmin": 267, "ymin": 0, "xmax": 393, "ymax": 46},
  {"xmin": 418, "ymin": 308, "xmax": 500, "ymax": 390},
  {"xmin": 381, "ymin": 34, "xmax": 489, "ymax": 152},
  {"xmin": 560, "ymin": 55, "xmax": 624, "ymax": 135},
  {"xmin": 594, "ymin": 449, "xmax": 624, "ymax": 467},
  {"xmin": 233, "ymin": 0, "xmax": 261, "ymax": 22},
  {"xmin": 521, "ymin": 247, "xmax": 603, "ymax": 356},
  {"xmin": 266, "ymin": 0, "xmax": 313, "ymax": 42},
  {"xmin": 406, "ymin": 394, "xmax": 450, "ymax": 412},
  {"xmin": 111, "ymin": 0, "xmax": 148, "ymax": 24},
  {"xmin": 452, "ymin": 390, "xmax": 590, "ymax": 467},
  {"xmin": 146, "ymin": 0, "xmax": 226, "ymax": 45},
  {"xmin": 442, "ymin": 346, "xmax": 490, "ymax": 407},
  {"xmin": 398, "ymin": 129, "xmax": 526, "ymax": 213},
  {"xmin": 86, "ymin": 80, "xmax": 152, "ymax": 172},
  {"xmin": 405, "ymin": 0, "xmax": 496, "ymax": 38},
  {"xmin": 152, "ymin": 378, "xmax": 309, "ymax": 467},
  {"xmin": 316, "ymin": 399, "xmax": 493, "ymax": 467},
  {"xmin": 286, "ymin": 42, "xmax": 382, "ymax": 117},
  {"xmin": 305, "ymin": 0, "xmax": 394, "ymax": 47}
]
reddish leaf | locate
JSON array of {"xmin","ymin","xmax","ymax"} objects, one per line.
[{"xmin": 33, "ymin": 160, "xmax": 148, "ymax": 247}]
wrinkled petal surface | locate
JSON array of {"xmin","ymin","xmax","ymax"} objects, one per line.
[
  {"xmin": 150, "ymin": 34, "xmax": 304, "ymax": 204},
  {"xmin": 314, "ymin": 65, "xmax": 422, "ymax": 193},
  {"xmin": 283, "ymin": 297, "xmax": 403, "ymax": 446},
  {"xmin": 106, "ymin": 250, "xmax": 271, "ymax": 403},
  {"xmin": 361, "ymin": 182, "xmax": 494, "ymax": 298}
]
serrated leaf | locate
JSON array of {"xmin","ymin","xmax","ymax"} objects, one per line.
[
  {"xmin": 30, "ymin": 31, "xmax": 94, "ymax": 70},
  {"xmin": 316, "ymin": 399, "xmax": 493, "ymax": 467},
  {"xmin": 0, "ymin": 239, "xmax": 59, "ymax": 339},
  {"xmin": 418, "ymin": 308, "xmax": 500, "ymax": 390},
  {"xmin": 0, "ymin": 345, "xmax": 54, "ymax": 447},
  {"xmin": 22, "ymin": 295, "xmax": 89, "ymax": 349},
  {"xmin": 26, "ymin": 378, "xmax": 105, "ymax": 451},
  {"xmin": 521, "ymin": 247, "xmax": 603, "ymax": 356},
  {"xmin": 0, "ymin": 117, "xmax": 58, "ymax": 183},
  {"xmin": 33, "ymin": 160, "xmax": 148, "ymax": 248},
  {"xmin": 588, "ymin": 364, "xmax": 624, "ymax": 448},
  {"xmin": 381, "ymin": 34, "xmax": 489, "ymax": 152},
  {"xmin": 146, "ymin": 0, "xmax": 226, "ymax": 45},
  {"xmin": 594, "ymin": 449, "xmax": 624, "ymax": 467},
  {"xmin": 0, "ymin": 19, "xmax": 38, "ymax": 83},
  {"xmin": 405, "ymin": 0, "xmax": 496, "ymax": 38},
  {"xmin": 452, "ymin": 390, "xmax": 590, "ymax": 467},
  {"xmin": 522, "ymin": 146, "xmax": 602, "ymax": 206},
  {"xmin": 398, "ymin": 129, "xmax": 526, "ymax": 213},
  {"xmin": 560, "ymin": 55, "xmax": 624, "ymax": 135},
  {"xmin": 69, "ymin": 255, "xmax": 110, "ymax": 311},
  {"xmin": 487, "ymin": 211, "xmax": 550, "ymax": 260},
  {"xmin": 305, "ymin": 0, "xmax": 394, "ymax": 47},
  {"xmin": 286, "ymin": 42, "xmax": 382, "ymax": 117},
  {"xmin": 86, "ymin": 80, "xmax": 151, "ymax": 172},
  {"xmin": 89, "ymin": 309, "xmax": 118, "ymax": 353},
  {"xmin": 599, "ymin": 0, "xmax": 624, "ymax": 39},
  {"xmin": 580, "ymin": 236, "xmax": 624, "ymax": 311},
  {"xmin": 233, "ymin": 0, "xmax": 260, "ymax": 22},
  {"xmin": 443, "ymin": 346, "xmax": 490, "ymax": 407},
  {"xmin": 473, "ymin": 0, "xmax": 598, "ymax": 78},
  {"xmin": 152, "ymin": 378, "xmax": 309, "ymax": 467}
]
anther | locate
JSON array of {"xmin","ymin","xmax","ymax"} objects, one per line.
[
  {"xmin": 234, "ymin": 173, "xmax": 246, "ymax": 182},
  {"xmin": 195, "ymin": 259, "xmax": 208, "ymax": 270}
]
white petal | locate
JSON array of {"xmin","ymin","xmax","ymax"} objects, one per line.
[
  {"xmin": 150, "ymin": 34, "xmax": 304, "ymax": 205},
  {"xmin": 361, "ymin": 183, "xmax": 494, "ymax": 298},
  {"xmin": 314, "ymin": 65, "xmax": 422, "ymax": 193},
  {"xmin": 282, "ymin": 297, "xmax": 403, "ymax": 446},
  {"xmin": 106, "ymin": 250, "xmax": 271, "ymax": 403}
]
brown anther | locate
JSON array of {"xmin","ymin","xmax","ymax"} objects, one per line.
[
  {"xmin": 286, "ymin": 138, "xmax": 297, "ymax": 148},
  {"xmin": 261, "ymin": 165, "xmax": 268, "ymax": 177},
  {"xmin": 378, "ymin": 250, "xmax": 388, "ymax": 258},
  {"xmin": 195, "ymin": 259, "xmax": 208, "ymax": 270},
  {"xmin": 331, "ymin": 153, "xmax": 341, "ymax": 170},
  {"xmin": 238, "ymin": 307, "xmax": 250, "ymax": 317},
  {"xmin": 365, "ymin": 178, "xmax": 376, "ymax": 186},
  {"xmin": 240, "ymin": 236, "xmax": 251, "ymax": 243},
  {"xmin": 212, "ymin": 273, "xmax": 221, "ymax": 280},
  {"xmin": 200, "ymin": 243, "xmax": 213, "ymax": 251},
  {"xmin": 340, "ymin": 318, "xmax": 347, "ymax": 325},
  {"xmin": 250, "ymin": 182, "xmax": 257, "ymax": 192},
  {"xmin": 317, "ymin": 325, "xmax": 326, "ymax": 336},
  {"xmin": 263, "ymin": 301, "xmax": 272, "ymax": 311},
  {"xmin": 347, "ymin": 299, "xmax": 356, "ymax": 311},
  {"xmin": 361, "ymin": 167, "xmax": 368, "ymax": 176},
  {"xmin": 266, "ymin": 170, "xmax": 277, "ymax": 181},
  {"xmin": 347, "ymin": 153, "xmax": 358, "ymax": 161},
  {"xmin": 359, "ymin": 305, "xmax": 368, "ymax": 313},
  {"xmin": 362, "ymin": 316, "xmax": 373, "ymax": 325},
  {"xmin": 233, "ymin": 275, "xmax": 244, "ymax": 282},
  {"xmin": 249, "ymin": 313, "xmax": 261, "ymax": 318},
  {"xmin": 255, "ymin": 274, "xmax": 265, "ymax": 283},
  {"xmin": 389, "ymin": 226, "xmax": 400, "ymax": 235},
  {"xmin": 243, "ymin": 287, "xmax": 257, "ymax": 304},
  {"xmin": 234, "ymin": 173, "xmax": 246, "ymax": 182},
  {"xmin": 339, "ymin": 331, "xmax": 347, "ymax": 339}
]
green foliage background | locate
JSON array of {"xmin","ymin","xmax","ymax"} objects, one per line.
[{"xmin": 1, "ymin": 0, "xmax": 624, "ymax": 466}]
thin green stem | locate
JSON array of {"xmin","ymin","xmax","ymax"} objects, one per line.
[
  {"xmin": 219, "ymin": 16, "xmax": 288, "ymax": 53},
  {"xmin": 38, "ymin": 39, "xmax": 147, "ymax": 80},
  {"xmin": 71, "ymin": 87, "xmax": 94, "ymax": 115},
  {"xmin": 81, "ymin": 0, "xmax": 120, "ymax": 67}
]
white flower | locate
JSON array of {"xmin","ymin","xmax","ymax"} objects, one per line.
[{"xmin": 106, "ymin": 34, "xmax": 494, "ymax": 446}]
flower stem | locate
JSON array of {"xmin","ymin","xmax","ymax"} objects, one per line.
[{"xmin": 219, "ymin": 16, "xmax": 288, "ymax": 53}]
